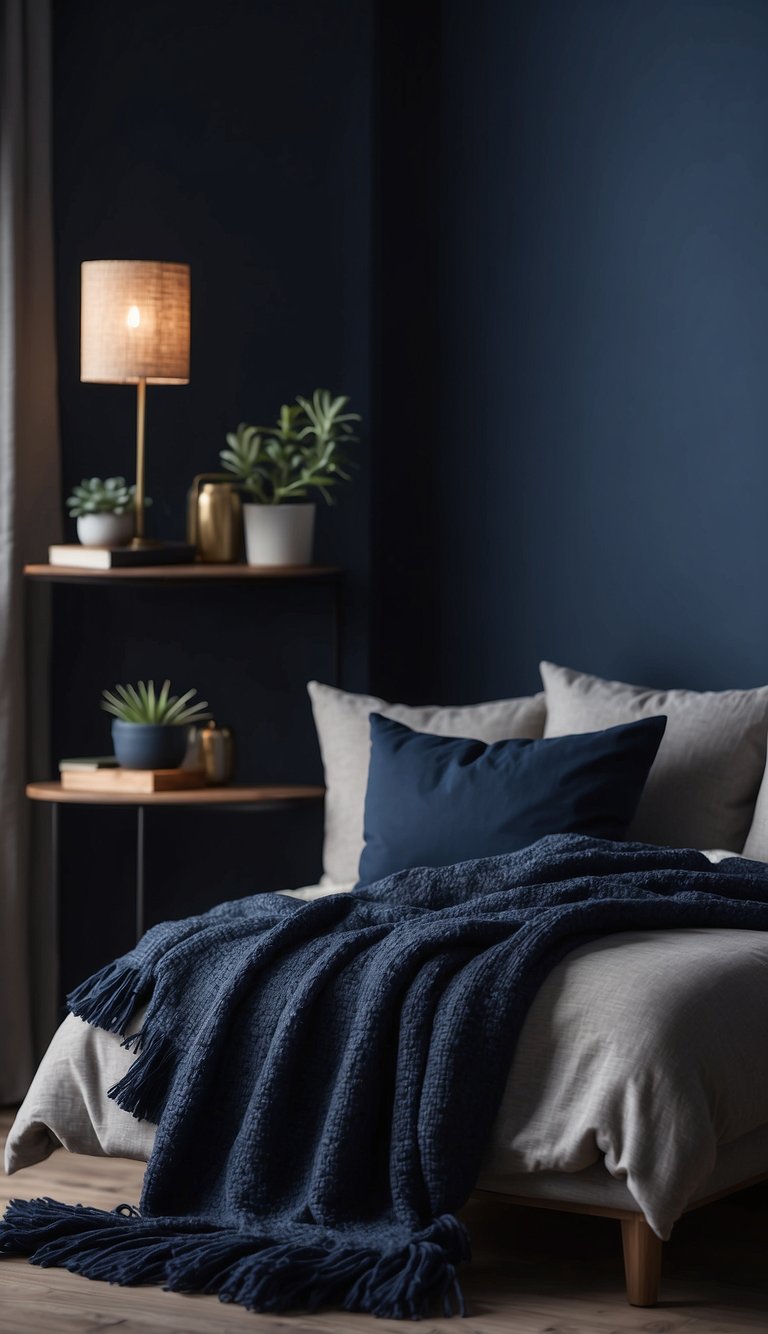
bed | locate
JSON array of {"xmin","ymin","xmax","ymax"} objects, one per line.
[
  {"xmin": 8, "ymin": 859, "xmax": 768, "ymax": 1307},
  {"xmin": 7, "ymin": 663, "xmax": 768, "ymax": 1313}
]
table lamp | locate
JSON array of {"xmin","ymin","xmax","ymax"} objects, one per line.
[{"xmin": 80, "ymin": 260, "xmax": 191, "ymax": 547}]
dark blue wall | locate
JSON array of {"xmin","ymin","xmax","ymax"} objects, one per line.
[
  {"xmin": 53, "ymin": 0, "xmax": 371, "ymax": 687},
  {"xmin": 436, "ymin": 0, "xmax": 768, "ymax": 699},
  {"xmin": 369, "ymin": 0, "xmax": 442, "ymax": 703},
  {"xmin": 52, "ymin": 0, "xmax": 768, "ymax": 708},
  {"xmin": 49, "ymin": 0, "xmax": 372, "ymax": 986}
]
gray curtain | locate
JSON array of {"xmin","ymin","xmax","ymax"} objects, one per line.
[{"xmin": 0, "ymin": 0, "xmax": 61, "ymax": 1102}]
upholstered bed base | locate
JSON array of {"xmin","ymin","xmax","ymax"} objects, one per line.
[
  {"xmin": 478, "ymin": 1119, "xmax": 768, "ymax": 1304},
  {"xmin": 476, "ymin": 1170, "xmax": 768, "ymax": 1307}
]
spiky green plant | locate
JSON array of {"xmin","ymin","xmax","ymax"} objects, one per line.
[
  {"xmin": 66, "ymin": 477, "xmax": 152, "ymax": 518},
  {"xmin": 220, "ymin": 389, "xmax": 360, "ymax": 504},
  {"xmin": 101, "ymin": 680, "xmax": 211, "ymax": 726}
]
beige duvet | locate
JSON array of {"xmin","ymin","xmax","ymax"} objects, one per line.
[{"xmin": 7, "ymin": 874, "xmax": 768, "ymax": 1239}]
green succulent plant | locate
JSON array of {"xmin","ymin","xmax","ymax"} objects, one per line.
[
  {"xmin": 101, "ymin": 680, "xmax": 211, "ymax": 726},
  {"xmin": 220, "ymin": 389, "xmax": 360, "ymax": 504},
  {"xmin": 66, "ymin": 476, "xmax": 152, "ymax": 518}
]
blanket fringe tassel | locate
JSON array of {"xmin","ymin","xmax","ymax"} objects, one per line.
[
  {"xmin": 0, "ymin": 1198, "xmax": 470, "ymax": 1319},
  {"xmin": 108, "ymin": 1028, "xmax": 175, "ymax": 1123},
  {"xmin": 67, "ymin": 961, "xmax": 148, "ymax": 1037},
  {"xmin": 67, "ymin": 960, "xmax": 172, "ymax": 1124}
]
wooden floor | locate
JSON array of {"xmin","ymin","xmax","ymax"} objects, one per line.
[{"xmin": 1, "ymin": 1111, "xmax": 767, "ymax": 1332}]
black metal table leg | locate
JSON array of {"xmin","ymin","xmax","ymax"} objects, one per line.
[
  {"xmin": 136, "ymin": 805, "xmax": 145, "ymax": 942},
  {"xmin": 51, "ymin": 802, "xmax": 60, "ymax": 1002}
]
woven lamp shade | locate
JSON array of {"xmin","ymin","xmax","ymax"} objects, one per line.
[{"xmin": 81, "ymin": 260, "xmax": 190, "ymax": 384}]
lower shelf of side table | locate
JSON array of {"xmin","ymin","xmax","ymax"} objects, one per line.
[
  {"xmin": 27, "ymin": 781, "xmax": 326, "ymax": 955},
  {"xmin": 26, "ymin": 781, "xmax": 325, "ymax": 806}
]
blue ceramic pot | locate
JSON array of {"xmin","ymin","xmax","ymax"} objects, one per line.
[{"xmin": 112, "ymin": 721, "xmax": 188, "ymax": 770}]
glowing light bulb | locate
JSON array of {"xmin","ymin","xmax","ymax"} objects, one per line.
[{"xmin": 126, "ymin": 305, "xmax": 141, "ymax": 328}]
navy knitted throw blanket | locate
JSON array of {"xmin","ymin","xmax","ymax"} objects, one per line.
[{"xmin": 5, "ymin": 834, "xmax": 768, "ymax": 1318}]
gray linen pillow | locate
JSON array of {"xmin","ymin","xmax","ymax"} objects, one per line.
[
  {"xmin": 741, "ymin": 770, "xmax": 768, "ymax": 861},
  {"xmin": 540, "ymin": 661, "xmax": 768, "ymax": 853},
  {"xmin": 308, "ymin": 681, "xmax": 547, "ymax": 887}
]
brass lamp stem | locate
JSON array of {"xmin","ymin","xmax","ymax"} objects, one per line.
[{"xmin": 132, "ymin": 376, "xmax": 148, "ymax": 548}]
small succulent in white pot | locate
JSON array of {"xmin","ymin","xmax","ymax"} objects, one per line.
[
  {"xmin": 66, "ymin": 476, "xmax": 151, "ymax": 547},
  {"xmin": 220, "ymin": 390, "xmax": 360, "ymax": 566},
  {"xmin": 101, "ymin": 680, "xmax": 211, "ymax": 769}
]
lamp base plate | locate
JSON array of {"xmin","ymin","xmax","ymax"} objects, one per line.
[{"xmin": 130, "ymin": 536, "xmax": 165, "ymax": 550}]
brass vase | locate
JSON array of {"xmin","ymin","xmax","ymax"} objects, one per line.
[{"xmin": 187, "ymin": 474, "xmax": 242, "ymax": 563}]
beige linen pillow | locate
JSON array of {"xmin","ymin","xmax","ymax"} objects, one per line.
[
  {"xmin": 308, "ymin": 681, "xmax": 547, "ymax": 887},
  {"xmin": 541, "ymin": 661, "xmax": 768, "ymax": 853}
]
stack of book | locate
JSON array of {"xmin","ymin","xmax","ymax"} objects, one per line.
[
  {"xmin": 59, "ymin": 757, "xmax": 205, "ymax": 793},
  {"xmin": 48, "ymin": 543, "xmax": 196, "ymax": 570}
]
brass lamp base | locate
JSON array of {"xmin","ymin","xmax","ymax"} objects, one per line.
[
  {"xmin": 131, "ymin": 378, "xmax": 187, "ymax": 557},
  {"xmin": 134, "ymin": 376, "xmax": 149, "ymax": 542},
  {"xmin": 129, "ymin": 536, "xmax": 164, "ymax": 550}
]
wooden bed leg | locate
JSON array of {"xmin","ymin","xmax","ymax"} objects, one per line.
[{"xmin": 620, "ymin": 1214, "xmax": 662, "ymax": 1306}]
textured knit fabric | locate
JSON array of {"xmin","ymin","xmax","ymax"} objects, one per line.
[{"xmin": 4, "ymin": 834, "xmax": 768, "ymax": 1319}]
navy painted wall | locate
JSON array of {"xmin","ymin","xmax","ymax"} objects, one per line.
[
  {"xmin": 49, "ymin": 0, "xmax": 372, "ymax": 987},
  {"xmin": 435, "ymin": 0, "xmax": 768, "ymax": 700},
  {"xmin": 369, "ymin": 0, "xmax": 442, "ymax": 703},
  {"xmin": 51, "ymin": 0, "xmax": 768, "ymax": 712},
  {"xmin": 53, "ymin": 0, "xmax": 371, "ymax": 687}
]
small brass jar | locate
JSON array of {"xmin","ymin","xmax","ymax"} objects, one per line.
[
  {"xmin": 200, "ymin": 722, "xmax": 235, "ymax": 785},
  {"xmin": 187, "ymin": 474, "xmax": 242, "ymax": 563}
]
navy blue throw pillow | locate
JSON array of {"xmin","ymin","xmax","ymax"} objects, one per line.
[{"xmin": 357, "ymin": 712, "xmax": 667, "ymax": 886}]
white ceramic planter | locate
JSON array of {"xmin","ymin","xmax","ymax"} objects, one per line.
[
  {"xmin": 77, "ymin": 513, "xmax": 134, "ymax": 547},
  {"xmin": 243, "ymin": 503, "xmax": 316, "ymax": 567}
]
